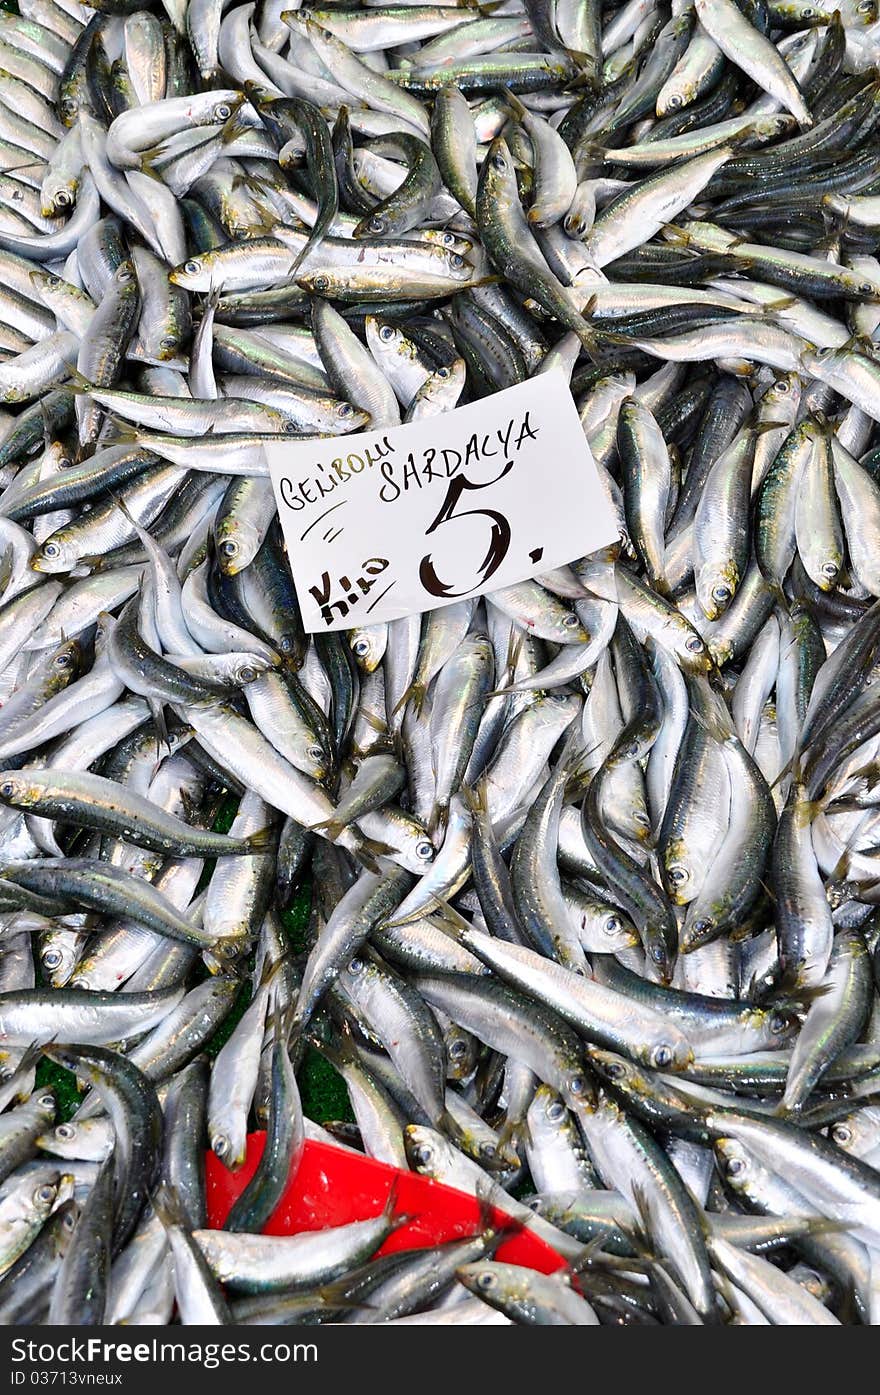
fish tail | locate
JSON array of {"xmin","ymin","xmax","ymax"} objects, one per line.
[{"xmin": 243, "ymin": 826, "xmax": 276, "ymax": 853}]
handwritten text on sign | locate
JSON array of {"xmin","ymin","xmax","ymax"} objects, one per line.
[{"xmin": 264, "ymin": 372, "xmax": 619, "ymax": 633}]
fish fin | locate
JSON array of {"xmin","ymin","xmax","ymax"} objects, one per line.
[
  {"xmin": 66, "ymin": 369, "xmax": 93, "ymax": 395},
  {"xmin": 408, "ymin": 681, "xmax": 429, "ymax": 717},
  {"xmin": 769, "ymin": 750, "xmax": 799, "ymax": 792},
  {"xmin": 254, "ymin": 951, "xmax": 290, "ymax": 998},
  {"xmin": 354, "ymin": 836, "xmax": 395, "ymax": 872},
  {"xmin": 501, "ymin": 85, "xmax": 527, "ymax": 122},
  {"xmin": 503, "ymin": 626, "xmax": 524, "ymax": 674},
  {"xmin": 438, "ymin": 1107, "xmax": 479, "ymax": 1158},
  {"xmin": 390, "ymin": 683, "xmax": 418, "ymax": 719},
  {"xmin": 8, "ymin": 1040, "xmax": 43, "ymax": 1100},
  {"xmin": 243, "ymin": 826, "xmax": 276, "ymax": 853},
  {"xmin": 592, "ymin": 327, "xmax": 630, "ymax": 347},
  {"xmin": 659, "ymin": 222, "xmax": 691, "ymax": 246},
  {"xmin": 113, "ymin": 494, "xmax": 154, "ymax": 555},
  {"xmin": 761, "ymin": 295, "xmax": 799, "ymax": 313},
  {"xmin": 0, "ymin": 544, "xmax": 13, "ymax": 599},
  {"xmin": 687, "ymin": 701, "xmax": 735, "ymax": 745},
  {"xmin": 428, "ymin": 800, "xmax": 448, "ymax": 842},
  {"xmin": 380, "ymin": 1175, "xmax": 419, "ymax": 1235},
  {"xmin": 147, "ymin": 698, "xmax": 171, "ymax": 755},
  {"xmin": 496, "ymin": 1111, "xmax": 529, "ymax": 1156},
  {"xmin": 100, "ymin": 420, "xmax": 139, "ymax": 445},
  {"xmin": 460, "ymin": 777, "xmax": 488, "ymax": 816},
  {"xmin": 356, "ymin": 707, "xmax": 388, "ymax": 737},
  {"xmin": 151, "ymin": 1182, "xmax": 187, "ymax": 1232},
  {"xmin": 425, "ymin": 893, "xmax": 472, "ymax": 938},
  {"xmin": 567, "ymin": 59, "xmax": 602, "ymax": 90}
]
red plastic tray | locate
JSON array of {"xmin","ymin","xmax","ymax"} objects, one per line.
[{"xmin": 205, "ymin": 1135, "xmax": 567, "ymax": 1273}]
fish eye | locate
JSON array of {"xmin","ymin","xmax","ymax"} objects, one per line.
[
  {"xmin": 449, "ymin": 1039, "xmax": 468, "ymax": 1058},
  {"xmin": 604, "ymin": 914, "xmax": 621, "ymax": 935},
  {"xmin": 562, "ymin": 613, "xmax": 580, "ymax": 628},
  {"xmin": 41, "ymin": 542, "xmax": 61, "ymax": 558},
  {"xmin": 568, "ymin": 1073, "xmax": 587, "ymax": 1096},
  {"xmin": 116, "ymin": 267, "xmax": 134, "ymax": 283},
  {"xmin": 651, "ymin": 1045, "xmax": 674, "ymax": 1069},
  {"xmin": 546, "ymin": 1099, "xmax": 565, "ymax": 1122},
  {"xmin": 38, "ymin": 1093, "xmax": 54, "ymax": 1108},
  {"xmin": 649, "ymin": 943, "xmax": 665, "ymax": 963},
  {"xmin": 184, "ymin": 260, "xmax": 201, "ymax": 276},
  {"xmin": 214, "ymin": 102, "xmax": 232, "ymax": 120},
  {"xmin": 605, "ymin": 1060, "xmax": 627, "ymax": 1080},
  {"xmin": 479, "ymin": 1142, "xmax": 498, "ymax": 1162},
  {"xmin": 711, "ymin": 584, "xmax": 731, "ymax": 603},
  {"xmin": 667, "ymin": 863, "xmax": 689, "ymax": 885},
  {"xmin": 378, "ymin": 324, "xmax": 395, "ymax": 342},
  {"xmin": 476, "ymin": 1271, "xmax": 496, "ymax": 1291},
  {"xmin": 353, "ymin": 638, "xmax": 370, "ymax": 656},
  {"xmin": 684, "ymin": 635, "xmax": 704, "ymax": 653},
  {"xmin": 769, "ymin": 1011, "xmax": 789, "ymax": 1035},
  {"xmin": 348, "ymin": 957, "xmax": 364, "ymax": 975},
  {"xmin": 307, "ymin": 744, "xmax": 324, "ymax": 762},
  {"xmin": 0, "ymin": 781, "xmax": 14, "ymax": 798},
  {"xmin": 491, "ymin": 151, "xmax": 506, "ymax": 171},
  {"xmin": 284, "ymin": 421, "xmax": 298, "ymax": 433},
  {"xmin": 237, "ymin": 665, "xmax": 257, "ymax": 684},
  {"xmin": 821, "ymin": 561, "xmax": 839, "ymax": 578},
  {"xmin": 725, "ymin": 1156, "xmax": 745, "ymax": 1178},
  {"xmin": 413, "ymin": 1143, "xmax": 433, "ymax": 1166},
  {"xmin": 666, "ymin": 93, "xmax": 683, "ymax": 108},
  {"xmin": 60, "ymin": 98, "xmax": 76, "ymax": 115},
  {"xmin": 219, "ymin": 539, "xmax": 238, "ymax": 558},
  {"xmin": 35, "ymin": 1184, "xmax": 55, "ymax": 1204},
  {"xmin": 436, "ymin": 366, "xmax": 450, "ymax": 379},
  {"xmin": 62, "ymin": 1209, "xmax": 76, "ymax": 1231},
  {"xmin": 338, "ymin": 402, "xmax": 354, "ymax": 416},
  {"xmin": 55, "ymin": 652, "xmax": 73, "ymax": 668},
  {"xmin": 860, "ymin": 283, "xmax": 875, "ymax": 295},
  {"xmin": 212, "ymin": 1134, "xmax": 229, "ymax": 1157},
  {"xmin": 313, "ymin": 275, "xmax": 330, "ymax": 292},
  {"xmin": 832, "ymin": 1123, "xmax": 853, "ymax": 1145},
  {"xmin": 450, "ymin": 253, "xmax": 465, "ymax": 269},
  {"xmin": 42, "ymin": 949, "xmax": 63, "ymax": 969},
  {"xmin": 56, "ymin": 1124, "xmax": 76, "ymax": 1140},
  {"xmin": 367, "ymin": 215, "xmax": 385, "ymax": 234},
  {"xmin": 160, "ymin": 335, "xmax": 177, "ymax": 349},
  {"xmin": 55, "ymin": 189, "xmax": 71, "ymax": 207},
  {"xmin": 415, "ymin": 840, "xmax": 434, "ymax": 861}
]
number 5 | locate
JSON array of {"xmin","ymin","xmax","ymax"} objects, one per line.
[{"xmin": 418, "ymin": 465, "xmax": 513, "ymax": 599}]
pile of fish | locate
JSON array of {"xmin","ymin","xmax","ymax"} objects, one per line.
[{"xmin": 2, "ymin": 0, "xmax": 880, "ymax": 1331}]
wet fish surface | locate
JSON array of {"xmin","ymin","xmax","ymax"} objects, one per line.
[{"xmin": 0, "ymin": 0, "xmax": 878, "ymax": 1330}]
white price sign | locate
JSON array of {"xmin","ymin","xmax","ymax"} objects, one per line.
[{"xmin": 265, "ymin": 371, "xmax": 619, "ymax": 633}]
